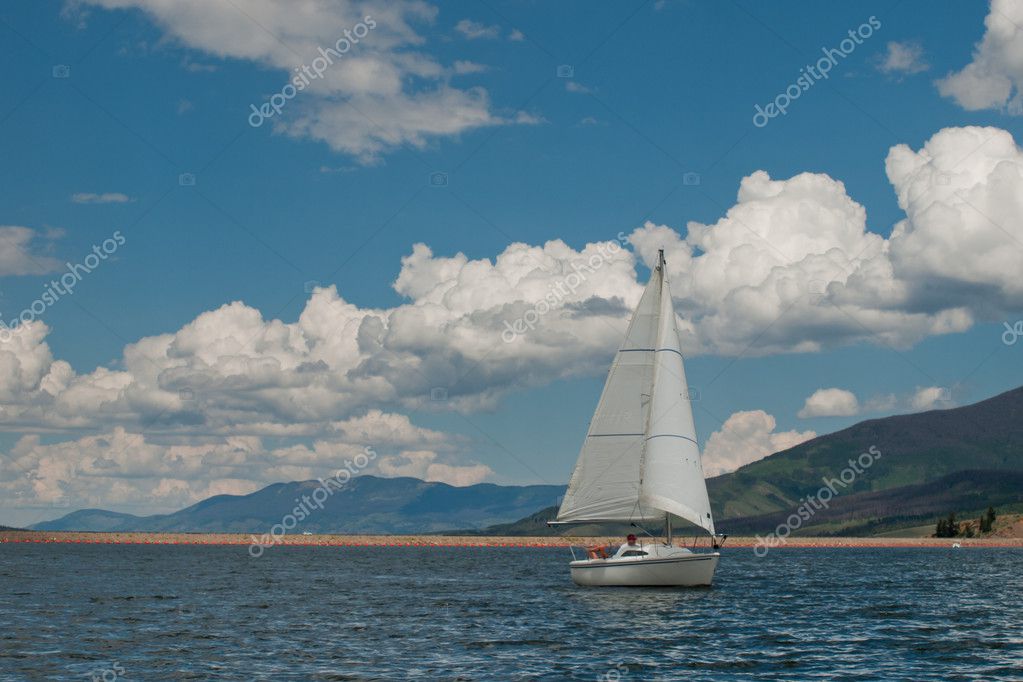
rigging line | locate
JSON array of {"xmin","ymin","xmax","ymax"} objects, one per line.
[
  {"xmin": 618, "ymin": 348, "xmax": 684, "ymax": 358},
  {"xmin": 645, "ymin": 434, "xmax": 698, "ymax": 444}
]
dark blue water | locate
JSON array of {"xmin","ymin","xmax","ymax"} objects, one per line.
[{"xmin": 1, "ymin": 545, "xmax": 1021, "ymax": 681}]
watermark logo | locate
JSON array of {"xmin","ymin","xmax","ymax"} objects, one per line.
[
  {"xmin": 753, "ymin": 16, "xmax": 881, "ymax": 128},
  {"xmin": 754, "ymin": 445, "xmax": 882, "ymax": 556},
  {"xmin": 806, "ymin": 278, "xmax": 827, "ymax": 304},
  {"xmin": 0, "ymin": 231, "xmax": 126, "ymax": 343},
  {"xmin": 597, "ymin": 662, "xmax": 629, "ymax": 681},
  {"xmin": 248, "ymin": 446, "xmax": 377, "ymax": 557},
  {"xmin": 248, "ymin": 16, "xmax": 377, "ymax": 127},
  {"xmin": 87, "ymin": 662, "xmax": 125, "ymax": 682},
  {"xmin": 1002, "ymin": 320, "xmax": 1022, "ymax": 346}
]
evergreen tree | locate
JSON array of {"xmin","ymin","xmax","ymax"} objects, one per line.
[
  {"xmin": 935, "ymin": 513, "xmax": 961, "ymax": 538},
  {"xmin": 980, "ymin": 506, "xmax": 996, "ymax": 533}
]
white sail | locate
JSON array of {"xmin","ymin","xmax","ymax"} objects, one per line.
[
  {"xmin": 556, "ymin": 250, "xmax": 715, "ymax": 535},
  {"xmin": 556, "ymin": 265, "xmax": 663, "ymax": 523},
  {"xmin": 637, "ymin": 259, "xmax": 715, "ymax": 534}
]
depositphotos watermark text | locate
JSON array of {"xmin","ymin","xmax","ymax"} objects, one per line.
[{"xmin": 248, "ymin": 16, "xmax": 376, "ymax": 127}]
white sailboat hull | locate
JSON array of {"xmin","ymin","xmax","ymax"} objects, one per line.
[{"xmin": 569, "ymin": 545, "xmax": 719, "ymax": 587}]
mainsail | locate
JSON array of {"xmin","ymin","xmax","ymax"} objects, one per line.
[{"xmin": 556, "ymin": 250, "xmax": 714, "ymax": 534}]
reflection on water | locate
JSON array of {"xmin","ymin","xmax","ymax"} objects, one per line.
[{"xmin": 1, "ymin": 545, "xmax": 1021, "ymax": 680}]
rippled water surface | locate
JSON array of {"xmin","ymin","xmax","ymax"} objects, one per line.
[{"xmin": 1, "ymin": 545, "xmax": 1022, "ymax": 680}]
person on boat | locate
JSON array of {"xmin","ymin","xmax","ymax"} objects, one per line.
[{"xmin": 626, "ymin": 534, "xmax": 637, "ymax": 546}]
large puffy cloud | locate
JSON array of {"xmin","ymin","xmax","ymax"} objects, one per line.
[
  {"xmin": 3, "ymin": 125, "xmax": 1023, "ymax": 515},
  {"xmin": 1, "ymin": 127, "xmax": 1020, "ymax": 434},
  {"xmin": 884, "ymin": 125, "xmax": 1023, "ymax": 311},
  {"xmin": 937, "ymin": 0, "xmax": 1023, "ymax": 112},
  {"xmin": 629, "ymin": 126, "xmax": 1022, "ymax": 355},
  {"xmin": 0, "ymin": 237, "xmax": 636, "ymax": 518},
  {"xmin": 81, "ymin": 0, "xmax": 533, "ymax": 162},
  {"xmin": 798, "ymin": 388, "xmax": 860, "ymax": 418},
  {"xmin": 0, "ymin": 236, "xmax": 640, "ymax": 436},
  {"xmin": 701, "ymin": 411, "xmax": 816, "ymax": 477}
]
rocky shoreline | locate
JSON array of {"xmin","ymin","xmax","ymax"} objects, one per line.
[{"xmin": 2, "ymin": 529, "xmax": 1022, "ymax": 548}]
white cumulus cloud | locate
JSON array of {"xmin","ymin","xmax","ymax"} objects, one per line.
[
  {"xmin": 3, "ymin": 126, "xmax": 1023, "ymax": 516},
  {"xmin": 702, "ymin": 410, "xmax": 816, "ymax": 477},
  {"xmin": 798, "ymin": 388, "xmax": 861, "ymax": 418},
  {"xmin": 0, "ymin": 412, "xmax": 489, "ymax": 520},
  {"xmin": 376, "ymin": 449, "xmax": 492, "ymax": 486},
  {"xmin": 937, "ymin": 0, "xmax": 1023, "ymax": 112},
  {"xmin": 910, "ymin": 386, "xmax": 954, "ymax": 411}
]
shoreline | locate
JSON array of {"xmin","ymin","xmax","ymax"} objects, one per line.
[{"xmin": 2, "ymin": 530, "xmax": 1021, "ymax": 548}]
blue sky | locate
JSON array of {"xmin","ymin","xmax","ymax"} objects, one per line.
[{"xmin": 1, "ymin": 0, "xmax": 1021, "ymax": 525}]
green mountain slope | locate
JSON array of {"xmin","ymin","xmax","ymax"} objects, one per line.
[
  {"xmin": 708, "ymin": 386, "xmax": 1023, "ymax": 521},
  {"xmin": 719, "ymin": 469, "xmax": 1023, "ymax": 536}
]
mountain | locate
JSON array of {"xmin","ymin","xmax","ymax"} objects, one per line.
[
  {"xmin": 481, "ymin": 386, "xmax": 1023, "ymax": 536},
  {"xmin": 31, "ymin": 387, "xmax": 1023, "ymax": 537},
  {"xmin": 708, "ymin": 386, "xmax": 1023, "ymax": 524},
  {"xmin": 31, "ymin": 509, "xmax": 143, "ymax": 532},
  {"xmin": 32, "ymin": 476, "xmax": 565, "ymax": 534},
  {"xmin": 717, "ymin": 469, "xmax": 1023, "ymax": 536}
]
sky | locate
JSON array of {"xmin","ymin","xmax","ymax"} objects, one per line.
[{"xmin": 0, "ymin": 0, "xmax": 1021, "ymax": 526}]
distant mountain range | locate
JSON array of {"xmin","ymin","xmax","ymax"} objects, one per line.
[
  {"xmin": 32, "ymin": 476, "xmax": 564, "ymax": 534},
  {"xmin": 479, "ymin": 386, "xmax": 1023, "ymax": 537},
  {"xmin": 33, "ymin": 386, "xmax": 1023, "ymax": 536}
]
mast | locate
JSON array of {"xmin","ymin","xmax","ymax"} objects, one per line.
[
  {"xmin": 657, "ymin": 251, "xmax": 673, "ymax": 548},
  {"xmin": 637, "ymin": 247, "xmax": 716, "ymax": 536}
]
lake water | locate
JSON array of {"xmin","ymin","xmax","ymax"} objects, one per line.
[{"xmin": 1, "ymin": 545, "xmax": 1021, "ymax": 680}]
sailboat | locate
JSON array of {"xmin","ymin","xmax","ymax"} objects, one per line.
[{"xmin": 552, "ymin": 249, "xmax": 722, "ymax": 587}]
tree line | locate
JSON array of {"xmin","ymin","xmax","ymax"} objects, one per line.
[{"xmin": 934, "ymin": 506, "xmax": 997, "ymax": 538}]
